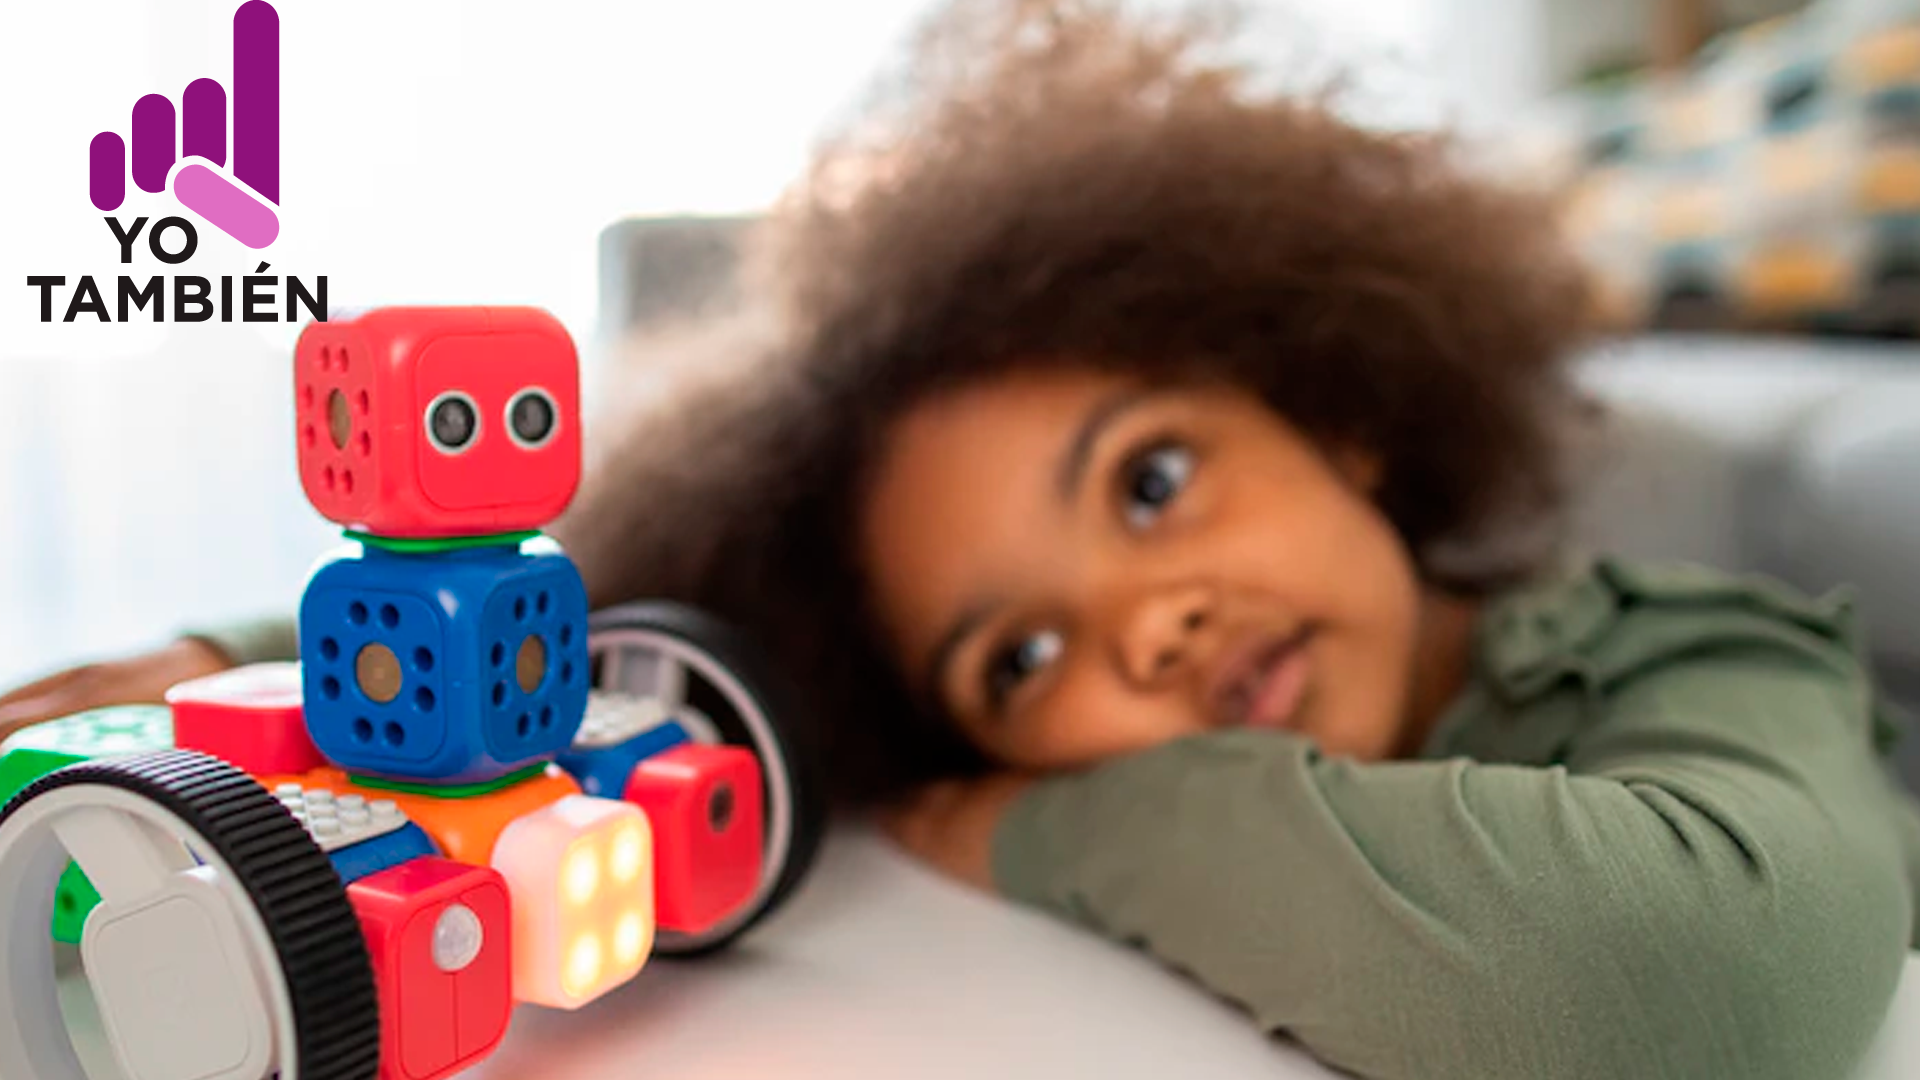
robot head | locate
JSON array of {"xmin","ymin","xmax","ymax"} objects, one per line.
[{"xmin": 295, "ymin": 307, "xmax": 581, "ymax": 538}]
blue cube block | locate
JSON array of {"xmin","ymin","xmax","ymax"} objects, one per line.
[
  {"xmin": 555, "ymin": 720, "xmax": 690, "ymax": 798},
  {"xmin": 300, "ymin": 543, "xmax": 591, "ymax": 785}
]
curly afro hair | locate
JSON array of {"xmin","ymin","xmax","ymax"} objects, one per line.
[{"xmin": 557, "ymin": 0, "xmax": 1603, "ymax": 810}]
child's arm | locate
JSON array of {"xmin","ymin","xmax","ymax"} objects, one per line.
[
  {"xmin": 0, "ymin": 615, "xmax": 292, "ymax": 741},
  {"xmin": 178, "ymin": 613, "xmax": 300, "ymax": 667},
  {"xmin": 988, "ymin": 580, "xmax": 1918, "ymax": 1080},
  {"xmin": 0, "ymin": 637, "xmax": 231, "ymax": 742}
]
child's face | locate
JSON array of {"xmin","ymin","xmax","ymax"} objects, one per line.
[{"xmin": 859, "ymin": 367, "xmax": 1425, "ymax": 772}]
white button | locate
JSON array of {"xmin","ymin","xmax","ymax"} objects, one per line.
[{"xmin": 433, "ymin": 904, "xmax": 485, "ymax": 973}]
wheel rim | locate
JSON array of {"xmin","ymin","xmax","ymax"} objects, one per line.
[
  {"xmin": 587, "ymin": 626, "xmax": 796, "ymax": 952},
  {"xmin": 0, "ymin": 784, "xmax": 300, "ymax": 1080}
]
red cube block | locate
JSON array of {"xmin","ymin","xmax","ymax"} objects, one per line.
[
  {"xmin": 623, "ymin": 745, "xmax": 763, "ymax": 936},
  {"xmin": 348, "ymin": 857, "xmax": 513, "ymax": 1080},
  {"xmin": 166, "ymin": 662, "xmax": 325, "ymax": 776},
  {"xmin": 295, "ymin": 307, "xmax": 581, "ymax": 538}
]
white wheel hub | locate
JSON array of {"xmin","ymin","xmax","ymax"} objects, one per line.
[{"xmin": 0, "ymin": 784, "xmax": 298, "ymax": 1080}]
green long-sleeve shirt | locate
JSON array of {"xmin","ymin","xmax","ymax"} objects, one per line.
[{"xmin": 992, "ymin": 557, "xmax": 1920, "ymax": 1080}]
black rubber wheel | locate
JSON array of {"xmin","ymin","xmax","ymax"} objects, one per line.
[
  {"xmin": 0, "ymin": 750, "xmax": 381, "ymax": 1080},
  {"xmin": 587, "ymin": 601, "xmax": 827, "ymax": 957}
]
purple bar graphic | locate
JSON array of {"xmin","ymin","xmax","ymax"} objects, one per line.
[
  {"xmin": 131, "ymin": 94, "xmax": 176, "ymax": 194},
  {"xmin": 183, "ymin": 78, "xmax": 227, "ymax": 166},
  {"xmin": 233, "ymin": 0, "xmax": 278, "ymax": 204},
  {"xmin": 89, "ymin": 132, "xmax": 126, "ymax": 211}
]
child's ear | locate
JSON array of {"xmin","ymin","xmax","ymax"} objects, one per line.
[{"xmin": 1331, "ymin": 444, "xmax": 1386, "ymax": 496}]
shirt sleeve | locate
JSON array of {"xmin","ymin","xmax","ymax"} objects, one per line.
[
  {"xmin": 179, "ymin": 614, "xmax": 299, "ymax": 666},
  {"xmin": 991, "ymin": 612, "xmax": 1918, "ymax": 1080}
]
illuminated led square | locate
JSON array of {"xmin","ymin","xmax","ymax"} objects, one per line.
[{"xmin": 490, "ymin": 795, "xmax": 654, "ymax": 1009}]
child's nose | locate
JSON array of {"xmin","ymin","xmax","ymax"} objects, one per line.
[{"xmin": 1116, "ymin": 583, "xmax": 1215, "ymax": 686}]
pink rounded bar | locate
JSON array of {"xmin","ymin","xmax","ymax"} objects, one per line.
[{"xmin": 173, "ymin": 162, "xmax": 280, "ymax": 248}]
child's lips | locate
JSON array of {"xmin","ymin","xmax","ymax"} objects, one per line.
[{"xmin": 1214, "ymin": 627, "xmax": 1316, "ymax": 731}]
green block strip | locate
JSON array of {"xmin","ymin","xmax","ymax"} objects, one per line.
[
  {"xmin": 1, "ymin": 705, "xmax": 173, "ymax": 759},
  {"xmin": 52, "ymin": 863, "xmax": 102, "ymax": 945},
  {"xmin": 347, "ymin": 761, "xmax": 548, "ymax": 799},
  {"xmin": 0, "ymin": 748, "xmax": 86, "ymax": 810},
  {"xmin": 346, "ymin": 529, "xmax": 540, "ymax": 555}
]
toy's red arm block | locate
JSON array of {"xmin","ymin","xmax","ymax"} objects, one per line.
[
  {"xmin": 349, "ymin": 856, "xmax": 514, "ymax": 1080},
  {"xmin": 166, "ymin": 663, "xmax": 326, "ymax": 776},
  {"xmin": 626, "ymin": 744, "xmax": 764, "ymax": 936}
]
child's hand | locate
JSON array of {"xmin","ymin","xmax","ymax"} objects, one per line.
[
  {"xmin": 878, "ymin": 772, "xmax": 1035, "ymax": 893},
  {"xmin": 0, "ymin": 638, "xmax": 232, "ymax": 745}
]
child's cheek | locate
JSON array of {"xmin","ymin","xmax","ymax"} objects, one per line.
[{"xmin": 1018, "ymin": 659, "xmax": 1207, "ymax": 770}]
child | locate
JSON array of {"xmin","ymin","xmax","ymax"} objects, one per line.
[{"xmin": 6, "ymin": 3, "xmax": 1918, "ymax": 1078}]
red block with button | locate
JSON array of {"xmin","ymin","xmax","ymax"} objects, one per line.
[
  {"xmin": 294, "ymin": 306, "xmax": 582, "ymax": 538},
  {"xmin": 347, "ymin": 856, "xmax": 513, "ymax": 1080},
  {"xmin": 623, "ymin": 744, "xmax": 764, "ymax": 935},
  {"xmin": 165, "ymin": 662, "xmax": 326, "ymax": 776}
]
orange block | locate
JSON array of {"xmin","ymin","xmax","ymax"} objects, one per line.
[
  {"xmin": 1849, "ymin": 25, "xmax": 1920, "ymax": 89},
  {"xmin": 263, "ymin": 766, "xmax": 582, "ymax": 867},
  {"xmin": 1736, "ymin": 246, "xmax": 1854, "ymax": 314},
  {"xmin": 1860, "ymin": 149, "xmax": 1920, "ymax": 214}
]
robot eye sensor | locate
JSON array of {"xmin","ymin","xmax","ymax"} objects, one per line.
[
  {"xmin": 425, "ymin": 391, "xmax": 481, "ymax": 456},
  {"xmin": 505, "ymin": 388, "xmax": 559, "ymax": 450}
]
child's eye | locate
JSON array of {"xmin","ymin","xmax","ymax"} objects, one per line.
[
  {"xmin": 1120, "ymin": 442, "xmax": 1194, "ymax": 529},
  {"xmin": 984, "ymin": 628, "xmax": 1064, "ymax": 708}
]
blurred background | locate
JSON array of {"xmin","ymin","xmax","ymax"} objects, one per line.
[
  {"xmin": 0, "ymin": 0, "xmax": 1525, "ymax": 686},
  {"xmin": 1, "ymin": 0, "xmax": 1918, "ymax": 792}
]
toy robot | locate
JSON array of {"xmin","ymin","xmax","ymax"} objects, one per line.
[{"xmin": 0, "ymin": 308, "xmax": 827, "ymax": 1080}]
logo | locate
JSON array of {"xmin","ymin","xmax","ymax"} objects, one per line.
[
  {"xmin": 89, "ymin": 0, "xmax": 280, "ymax": 249},
  {"xmin": 25, "ymin": 0, "xmax": 325, "ymax": 325}
]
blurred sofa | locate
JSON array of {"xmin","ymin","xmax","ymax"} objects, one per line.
[
  {"xmin": 1513, "ymin": 0, "xmax": 1920, "ymax": 796},
  {"xmin": 1571, "ymin": 335, "xmax": 1920, "ymax": 797}
]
